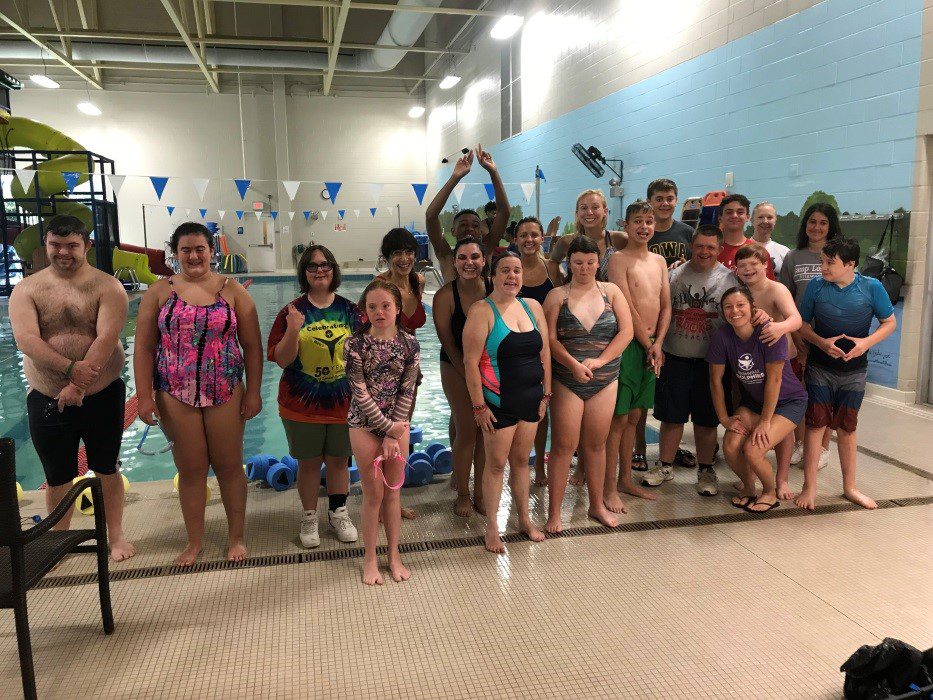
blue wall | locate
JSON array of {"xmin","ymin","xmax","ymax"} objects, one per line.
[{"xmin": 446, "ymin": 0, "xmax": 920, "ymax": 388}]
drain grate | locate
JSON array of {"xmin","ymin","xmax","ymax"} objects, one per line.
[{"xmin": 33, "ymin": 495, "xmax": 933, "ymax": 590}]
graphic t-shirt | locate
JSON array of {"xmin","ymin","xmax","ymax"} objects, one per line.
[
  {"xmin": 779, "ymin": 248, "xmax": 822, "ymax": 308},
  {"xmin": 266, "ymin": 294, "xmax": 364, "ymax": 423},
  {"xmin": 648, "ymin": 219, "xmax": 695, "ymax": 266},
  {"xmin": 663, "ymin": 262, "xmax": 738, "ymax": 358},
  {"xmin": 706, "ymin": 326, "xmax": 807, "ymax": 405},
  {"xmin": 719, "ymin": 237, "xmax": 775, "ymax": 279},
  {"xmin": 799, "ymin": 273, "xmax": 895, "ymax": 372}
]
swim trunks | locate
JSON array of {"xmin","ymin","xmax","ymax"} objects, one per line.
[{"xmin": 615, "ymin": 340, "xmax": 656, "ymax": 415}]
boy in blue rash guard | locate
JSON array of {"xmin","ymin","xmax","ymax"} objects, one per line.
[{"xmin": 794, "ymin": 237, "xmax": 896, "ymax": 511}]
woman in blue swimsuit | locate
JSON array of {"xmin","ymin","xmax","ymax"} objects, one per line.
[{"xmin": 463, "ymin": 252, "xmax": 551, "ymax": 554}]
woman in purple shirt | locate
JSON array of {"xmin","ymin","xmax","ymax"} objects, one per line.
[{"xmin": 707, "ymin": 287, "xmax": 808, "ymax": 513}]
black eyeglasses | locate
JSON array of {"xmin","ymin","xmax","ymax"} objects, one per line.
[{"xmin": 306, "ymin": 262, "xmax": 334, "ymax": 272}]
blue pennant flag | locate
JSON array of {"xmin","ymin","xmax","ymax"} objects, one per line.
[
  {"xmin": 303, "ymin": 211, "xmax": 311, "ymax": 221},
  {"xmin": 338, "ymin": 209, "xmax": 346, "ymax": 219},
  {"xmin": 484, "ymin": 183, "xmax": 495, "ymax": 201},
  {"xmin": 411, "ymin": 183, "xmax": 428, "ymax": 205},
  {"xmin": 270, "ymin": 211, "xmax": 278, "ymax": 221},
  {"xmin": 149, "ymin": 176, "xmax": 169, "ymax": 200},
  {"xmin": 324, "ymin": 181, "xmax": 342, "ymax": 204},
  {"xmin": 535, "ymin": 167, "xmax": 546, "ymax": 182},
  {"xmin": 369, "ymin": 207, "xmax": 377, "ymax": 218},
  {"xmin": 234, "ymin": 179, "xmax": 251, "ymax": 200},
  {"xmin": 62, "ymin": 171, "xmax": 81, "ymax": 193},
  {"xmin": 199, "ymin": 208, "xmax": 207, "ymax": 218},
  {"xmin": 235, "ymin": 210, "xmax": 244, "ymax": 220},
  {"xmin": 167, "ymin": 206, "xmax": 175, "ymax": 216}
]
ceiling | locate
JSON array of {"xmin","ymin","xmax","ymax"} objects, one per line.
[{"xmin": 0, "ymin": 0, "xmax": 501, "ymax": 97}]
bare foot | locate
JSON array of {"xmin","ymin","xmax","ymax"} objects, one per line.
[
  {"xmin": 175, "ymin": 543, "xmax": 202, "ymax": 567},
  {"xmin": 533, "ymin": 469, "xmax": 548, "ymax": 487},
  {"xmin": 484, "ymin": 528, "xmax": 506, "ymax": 554},
  {"xmin": 568, "ymin": 468, "xmax": 585, "ymax": 486},
  {"xmin": 776, "ymin": 482, "xmax": 796, "ymax": 501},
  {"xmin": 109, "ymin": 538, "xmax": 136, "ymax": 562},
  {"xmin": 618, "ymin": 479, "xmax": 658, "ymax": 501},
  {"xmin": 603, "ymin": 492, "xmax": 628, "ymax": 514},
  {"xmin": 588, "ymin": 506, "xmax": 618, "ymax": 528},
  {"xmin": 473, "ymin": 498, "xmax": 486, "ymax": 516},
  {"xmin": 227, "ymin": 540, "xmax": 247, "ymax": 562},
  {"xmin": 544, "ymin": 515, "xmax": 563, "ymax": 534},
  {"xmin": 362, "ymin": 559, "xmax": 384, "ymax": 586},
  {"xmin": 454, "ymin": 494, "xmax": 473, "ymax": 518},
  {"xmin": 844, "ymin": 488, "xmax": 877, "ymax": 510},
  {"xmin": 520, "ymin": 519, "xmax": 546, "ymax": 542},
  {"xmin": 388, "ymin": 556, "xmax": 411, "ymax": 582},
  {"xmin": 401, "ymin": 506, "xmax": 418, "ymax": 520},
  {"xmin": 794, "ymin": 489, "xmax": 817, "ymax": 510}
]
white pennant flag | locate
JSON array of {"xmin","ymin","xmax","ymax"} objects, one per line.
[
  {"xmin": 282, "ymin": 180, "xmax": 301, "ymax": 201},
  {"xmin": 452, "ymin": 182, "xmax": 466, "ymax": 204},
  {"xmin": 192, "ymin": 178, "xmax": 210, "ymax": 201},
  {"xmin": 287, "ymin": 211, "xmax": 295, "ymax": 221},
  {"xmin": 106, "ymin": 174, "xmax": 126, "ymax": 197},
  {"xmin": 368, "ymin": 183, "xmax": 383, "ymax": 204},
  {"xmin": 353, "ymin": 209, "xmax": 360, "ymax": 218},
  {"xmin": 217, "ymin": 209, "xmax": 226, "ymax": 219},
  {"xmin": 254, "ymin": 211, "xmax": 262, "ymax": 221},
  {"xmin": 320, "ymin": 210, "xmax": 328, "ymax": 221},
  {"xmin": 520, "ymin": 182, "xmax": 536, "ymax": 203},
  {"xmin": 14, "ymin": 169, "xmax": 36, "ymax": 191},
  {"xmin": 386, "ymin": 207, "xmax": 395, "ymax": 217},
  {"xmin": 185, "ymin": 208, "xmax": 191, "ymax": 218}
]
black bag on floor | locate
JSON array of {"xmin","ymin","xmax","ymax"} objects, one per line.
[{"xmin": 841, "ymin": 638, "xmax": 933, "ymax": 699}]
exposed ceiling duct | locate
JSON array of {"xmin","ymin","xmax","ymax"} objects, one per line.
[{"xmin": 0, "ymin": 0, "xmax": 444, "ymax": 74}]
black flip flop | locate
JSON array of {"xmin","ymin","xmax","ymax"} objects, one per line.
[
  {"xmin": 731, "ymin": 495, "xmax": 755, "ymax": 509},
  {"xmin": 745, "ymin": 498, "xmax": 780, "ymax": 513}
]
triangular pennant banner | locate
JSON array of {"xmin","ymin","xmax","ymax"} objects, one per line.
[
  {"xmin": 149, "ymin": 176, "xmax": 169, "ymax": 200},
  {"xmin": 535, "ymin": 167, "xmax": 546, "ymax": 182},
  {"xmin": 14, "ymin": 169, "xmax": 36, "ymax": 191},
  {"xmin": 368, "ymin": 183, "xmax": 383, "ymax": 204},
  {"xmin": 106, "ymin": 173, "xmax": 126, "ymax": 197},
  {"xmin": 324, "ymin": 181, "xmax": 342, "ymax": 204},
  {"xmin": 254, "ymin": 211, "xmax": 262, "ymax": 221},
  {"xmin": 320, "ymin": 210, "xmax": 328, "ymax": 221},
  {"xmin": 353, "ymin": 209, "xmax": 360, "ymax": 218},
  {"xmin": 63, "ymin": 171, "xmax": 81, "ymax": 194},
  {"xmin": 282, "ymin": 180, "xmax": 301, "ymax": 201},
  {"xmin": 185, "ymin": 209, "xmax": 191, "ymax": 218},
  {"xmin": 520, "ymin": 182, "xmax": 536, "ymax": 203},
  {"xmin": 236, "ymin": 210, "xmax": 244, "ymax": 220},
  {"xmin": 234, "ymin": 178, "xmax": 251, "ymax": 200},
  {"xmin": 484, "ymin": 183, "xmax": 496, "ymax": 201},
  {"xmin": 386, "ymin": 207, "xmax": 394, "ymax": 216},
  {"xmin": 338, "ymin": 209, "xmax": 346, "ymax": 219},
  {"xmin": 411, "ymin": 183, "xmax": 428, "ymax": 205},
  {"xmin": 218, "ymin": 210, "xmax": 226, "ymax": 219},
  {"xmin": 199, "ymin": 208, "xmax": 207, "ymax": 218},
  {"xmin": 270, "ymin": 211, "xmax": 278, "ymax": 220},
  {"xmin": 452, "ymin": 182, "xmax": 466, "ymax": 204},
  {"xmin": 303, "ymin": 211, "xmax": 311, "ymax": 221},
  {"xmin": 287, "ymin": 211, "xmax": 295, "ymax": 221},
  {"xmin": 192, "ymin": 178, "xmax": 210, "ymax": 201},
  {"xmin": 369, "ymin": 207, "xmax": 377, "ymax": 218},
  {"xmin": 167, "ymin": 206, "xmax": 175, "ymax": 216}
]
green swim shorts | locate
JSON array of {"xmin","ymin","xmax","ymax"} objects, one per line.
[
  {"xmin": 615, "ymin": 341, "xmax": 656, "ymax": 415},
  {"xmin": 281, "ymin": 419, "xmax": 352, "ymax": 459}
]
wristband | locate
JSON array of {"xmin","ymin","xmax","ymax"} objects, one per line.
[
  {"xmin": 65, "ymin": 360, "xmax": 76, "ymax": 379},
  {"xmin": 542, "ymin": 392, "xmax": 552, "ymax": 403},
  {"xmin": 471, "ymin": 404, "xmax": 487, "ymax": 414}
]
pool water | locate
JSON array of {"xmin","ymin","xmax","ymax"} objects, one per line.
[{"xmin": 1, "ymin": 277, "xmax": 452, "ymax": 489}]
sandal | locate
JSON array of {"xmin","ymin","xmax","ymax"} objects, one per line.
[
  {"xmin": 631, "ymin": 452, "xmax": 648, "ymax": 472},
  {"xmin": 745, "ymin": 498, "xmax": 780, "ymax": 513},
  {"xmin": 731, "ymin": 495, "xmax": 756, "ymax": 509},
  {"xmin": 674, "ymin": 448, "xmax": 697, "ymax": 469}
]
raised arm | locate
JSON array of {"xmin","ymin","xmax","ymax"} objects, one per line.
[
  {"xmin": 233, "ymin": 282, "xmax": 263, "ymax": 420},
  {"xmin": 476, "ymin": 143, "xmax": 510, "ymax": 247},
  {"xmin": 426, "ymin": 151, "xmax": 473, "ymax": 265}
]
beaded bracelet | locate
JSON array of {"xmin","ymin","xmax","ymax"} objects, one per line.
[{"xmin": 471, "ymin": 404, "xmax": 487, "ymax": 414}]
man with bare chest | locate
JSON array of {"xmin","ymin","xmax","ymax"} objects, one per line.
[
  {"xmin": 606, "ymin": 201, "xmax": 671, "ymax": 504},
  {"xmin": 9, "ymin": 214, "xmax": 135, "ymax": 561}
]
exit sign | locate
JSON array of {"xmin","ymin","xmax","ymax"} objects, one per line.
[{"xmin": 252, "ymin": 201, "xmax": 265, "ymax": 211}]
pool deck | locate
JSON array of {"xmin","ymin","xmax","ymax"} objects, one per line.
[{"xmin": 4, "ymin": 397, "xmax": 932, "ymax": 699}]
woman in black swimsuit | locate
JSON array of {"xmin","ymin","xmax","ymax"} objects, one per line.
[{"xmin": 433, "ymin": 237, "xmax": 491, "ymax": 517}]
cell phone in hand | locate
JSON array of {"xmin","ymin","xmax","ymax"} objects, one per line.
[{"xmin": 834, "ymin": 337, "xmax": 856, "ymax": 353}]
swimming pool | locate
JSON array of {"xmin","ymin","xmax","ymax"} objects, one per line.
[{"xmin": 1, "ymin": 276, "xmax": 451, "ymax": 489}]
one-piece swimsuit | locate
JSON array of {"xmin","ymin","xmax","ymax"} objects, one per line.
[
  {"xmin": 155, "ymin": 276, "xmax": 244, "ymax": 407},
  {"xmin": 597, "ymin": 230, "xmax": 616, "ymax": 282},
  {"xmin": 519, "ymin": 270, "xmax": 555, "ymax": 305},
  {"xmin": 439, "ymin": 278, "xmax": 491, "ymax": 364},
  {"xmin": 552, "ymin": 283, "xmax": 620, "ymax": 401},
  {"xmin": 478, "ymin": 297, "xmax": 544, "ymax": 429}
]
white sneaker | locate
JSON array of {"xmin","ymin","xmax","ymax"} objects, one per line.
[
  {"xmin": 642, "ymin": 462, "xmax": 673, "ymax": 487},
  {"xmin": 790, "ymin": 441, "xmax": 804, "ymax": 466},
  {"xmin": 299, "ymin": 511, "xmax": 320, "ymax": 548},
  {"xmin": 696, "ymin": 468, "xmax": 719, "ymax": 496},
  {"xmin": 818, "ymin": 447, "xmax": 830, "ymax": 470},
  {"xmin": 328, "ymin": 506, "xmax": 358, "ymax": 543}
]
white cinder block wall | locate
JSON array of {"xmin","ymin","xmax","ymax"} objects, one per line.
[{"xmin": 10, "ymin": 90, "xmax": 428, "ymax": 270}]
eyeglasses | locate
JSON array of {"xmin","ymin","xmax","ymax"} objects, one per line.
[
  {"xmin": 136, "ymin": 419, "xmax": 175, "ymax": 456},
  {"xmin": 306, "ymin": 262, "xmax": 334, "ymax": 272}
]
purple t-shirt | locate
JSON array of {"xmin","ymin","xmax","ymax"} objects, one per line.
[{"xmin": 706, "ymin": 325, "xmax": 808, "ymax": 405}]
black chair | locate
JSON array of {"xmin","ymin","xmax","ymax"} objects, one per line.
[{"xmin": 1, "ymin": 437, "xmax": 114, "ymax": 700}]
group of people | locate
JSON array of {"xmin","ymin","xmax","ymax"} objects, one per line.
[{"xmin": 10, "ymin": 145, "xmax": 897, "ymax": 586}]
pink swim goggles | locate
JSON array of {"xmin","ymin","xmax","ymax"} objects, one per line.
[{"xmin": 372, "ymin": 455, "xmax": 405, "ymax": 490}]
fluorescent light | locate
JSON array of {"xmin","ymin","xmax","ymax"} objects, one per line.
[
  {"xmin": 77, "ymin": 101, "xmax": 102, "ymax": 116},
  {"xmin": 490, "ymin": 14, "xmax": 524, "ymax": 40},
  {"xmin": 439, "ymin": 75, "xmax": 461, "ymax": 90},
  {"xmin": 408, "ymin": 105, "xmax": 426, "ymax": 118},
  {"xmin": 29, "ymin": 74, "xmax": 60, "ymax": 89}
]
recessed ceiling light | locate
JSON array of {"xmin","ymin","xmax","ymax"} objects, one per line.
[
  {"xmin": 439, "ymin": 75, "xmax": 461, "ymax": 90},
  {"xmin": 408, "ymin": 105, "xmax": 426, "ymax": 118},
  {"xmin": 77, "ymin": 101, "xmax": 102, "ymax": 116},
  {"xmin": 29, "ymin": 74, "xmax": 60, "ymax": 89},
  {"xmin": 490, "ymin": 14, "xmax": 524, "ymax": 40}
]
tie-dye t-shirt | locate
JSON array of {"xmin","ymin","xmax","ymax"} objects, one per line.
[{"xmin": 267, "ymin": 294, "xmax": 364, "ymax": 423}]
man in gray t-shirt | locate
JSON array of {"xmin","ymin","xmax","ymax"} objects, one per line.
[{"xmin": 648, "ymin": 226, "xmax": 739, "ymax": 496}]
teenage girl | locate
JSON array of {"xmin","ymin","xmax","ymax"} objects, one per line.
[
  {"xmin": 344, "ymin": 279, "xmax": 421, "ymax": 585},
  {"xmin": 547, "ymin": 189, "xmax": 628, "ymax": 284}
]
